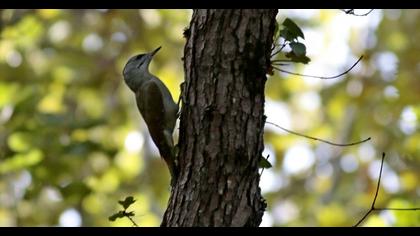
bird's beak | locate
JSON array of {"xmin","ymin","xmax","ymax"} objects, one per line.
[
  {"xmin": 150, "ymin": 46, "xmax": 162, "ymax": 57},
  {"xmin": 136, "ymin": 46, "xmax": 161, "ymax": 69}
]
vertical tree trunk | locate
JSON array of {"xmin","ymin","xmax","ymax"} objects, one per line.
[{"xmin": 162, "ymin": 9, "xmax": 278, "ymax": 227}]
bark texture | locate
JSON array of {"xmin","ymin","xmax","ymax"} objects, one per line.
[{"xmin": 161, "ymin": 9, "xmax": 278, "ymax": 227}]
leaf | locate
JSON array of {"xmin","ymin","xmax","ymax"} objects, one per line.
[
  {"xmin": 279, "ymin": 29, "xmax": 295, "ymax": 42},
  {"xmin": 259, "ymin": 156, "xmax": 272, "ymax": 169},
  {"xmin": 282, "ymin": 18, "xmax": 305, "ymax": 39},
  {"xmin": 290, "ymin": 42, "xmax": 306, "ymax": 57},
  {"xmin": 285, "ymin": 51, "xmax": 311, "ymax": 64},
  {"xmin": 108, "ymin": 211, "xmax": 125, "ymax": 222},
  {"xmin": 125, "ymin": 211, "xmax": 135, "ymax": 217},
  {"xmin": 118, "ymin": 196, "xmax": 136, "ymax": 210}
]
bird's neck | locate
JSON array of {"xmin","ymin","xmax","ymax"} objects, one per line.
[{"xmin": 125, "ymin": 72, "xmax": 151, "ymax": 92}]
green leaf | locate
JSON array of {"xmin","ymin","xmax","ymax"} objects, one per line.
[
  {"xmin": 282, "ymin": 18, "xmax": 305, "ymax": 39},
  {"xmin": 279, "ymin": 29, "xmax": 295, "ymax": 42},
  {"xmin": 290, "ymin": 42, "xmax": 306, "ymax": 57},
  {"xmin": 285, "ymin": 51, "xmax": 311, "ymax": 64},
  {"xmin": 108, "ymin": 211, "xmax": 125, "ymax": 222},
  {"xmin": 0, "ymin": 149, "xmax": 44, "ymax": 174},
  {"xmin": 125, "ymin": 211, "xmax": 135, "ymax": 217},
  {"xmin": 259, "ymin": 156, "xmax": 272, "ymax": 169},
  {"xmin": 118, "ymin": 196, "xmax": 136, "ymax": 210}
]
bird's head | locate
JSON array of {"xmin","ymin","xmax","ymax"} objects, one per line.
[{"xmin": 122, "ymin": 46, "xmax": 161, "ymax": 91}]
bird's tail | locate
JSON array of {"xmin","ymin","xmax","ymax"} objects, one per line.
[{"xmin": 158, "ymin": 130, "xmax": 177, "ymax": 182}]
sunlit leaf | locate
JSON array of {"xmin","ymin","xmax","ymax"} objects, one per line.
[
  {"xmin": 0, "ymin": 149, "xmax": 44, "ymax": 174},
  {"xmin": 7, "ymin": 132, "xmax": 32, "ymax": 152},
  {"xmin": 0, "ymin": 82, "xmax": 19, "ymax": 108}
]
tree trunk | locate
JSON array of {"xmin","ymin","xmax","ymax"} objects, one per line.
[{"xmin": 161, "ymin": 9, "xmax": 278, "ymax": 227}]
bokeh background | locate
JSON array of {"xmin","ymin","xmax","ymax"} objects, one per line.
[{"xmin": 0, "ymin": 9, "xmax": 419, "ymax": 226}]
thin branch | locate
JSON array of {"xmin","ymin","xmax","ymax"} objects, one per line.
[
  {"xmin": 353, "ymin": 152, "xmax": 420, "ymax": 227},
  {"xmin": 342, "ymin": 9, "xmax": 355, "ymax": 14},
  {"xmin": 272, "ymin": 63, "xmax": 291, "ymax": 67},
  {"xmin": 271, "ymin": 30, "xmax": 282, "ymax": 51},
  {"xmin": 371, "ymin": 152, "xmax": 385, "ymax": 208},
  {"xmin": 127, "ymin": 215, "xmax": 139, "ymax": 227},
  {"xmin": 355, "ymin": 9, "xmax": 374, "ymax": 16},
  {"xmin": 353, "ymin": 152, "xmax": 385, "ymax": 227},
  {"xmin": 374, "ymin": 207, "xmax": 420, "ymax": 211},
  {"xmin": 353, "ymin": 208, "xmax": 374, "ymax": 227},
  {"xmin": 271, "ymin": 59, "xmax": 293, "ymax": 66},
  {"xmin": 271, "ymin": 42, "xmax": 288, "ymax": 57},
  {"xmin": 340, "ymin": 9, "xmax": 375, "ymax": 17},
  {"xmin": 266, "ymin": 121, "xmax": 371, "ymax": 147},
  {"xmin": 272, "ymin": 55, "xmax": 363, "ymax": 80},
  {"xmin": 271, "ymin": 59, "xmax": 293, "ymax": 63}
]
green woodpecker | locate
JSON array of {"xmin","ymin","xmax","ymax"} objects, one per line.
[{"xmin": 122, "ymin": 46, "xmax": 178, "ymax": 182}]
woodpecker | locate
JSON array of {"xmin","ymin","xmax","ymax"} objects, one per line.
[{"xmin": 122, "ymin": 46, "xmax": 178, "ymax": 183}]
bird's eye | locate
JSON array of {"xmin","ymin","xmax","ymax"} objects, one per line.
[{"xmin": 137, "ymin": 60, "xmax": 144, "ymax": 68}]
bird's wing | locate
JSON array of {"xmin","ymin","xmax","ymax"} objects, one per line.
[
  {"xmin": 139, "ymin": 80, "xmax": 165, "ymax": 128},
  {"xmin": 139, "ymin": 80, "xmax": 176, "ymax": 179}
]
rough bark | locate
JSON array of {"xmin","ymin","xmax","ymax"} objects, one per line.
[{"xmin": 161, "ymin": 9, "xmax": 278, "ymax": 227}]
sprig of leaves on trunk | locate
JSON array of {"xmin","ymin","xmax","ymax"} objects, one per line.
[
  {"xmin": 273, "ymin": 18, "xmax": 310, "ymax": 64},
  {"xmin": 108, "ymin": 196, "xmax": 138, "ymax": 226}
]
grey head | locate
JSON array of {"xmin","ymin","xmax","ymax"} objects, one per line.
[{"xmin": 122, "ymin": 46, "xmax": 161, "ymax": 91}]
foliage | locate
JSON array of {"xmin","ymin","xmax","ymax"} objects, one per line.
[
  {"xmin": 0, "ymin": 9, "xmax": 189, "ymax": 227},
  {"xmin": 108, "ymin": 196, "xmax": 137, "ymax": 226},
  {"xmin": 259, "ymin": 155, "xmax": 272, "ymax": 169},
  {"xmin": 272, "ymin": 17, "xmax": 311, "ymax": 64},
  {"xmin": 263, "ymin": 9, "xmax": 420, "ymax": 227},
  {"xmin": 0, "ymin": 9, "xmax": 419, "ymax": 227}
]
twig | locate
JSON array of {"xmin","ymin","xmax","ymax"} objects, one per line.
[
  {"xmin": 353, "ymin": 208, "xmax": 373, "ymax": 227},
  {"xmin": 353, "ymin": 152, "xmax": 385, "ymax": 227},
  {"xmin": 371, "ymin": 153, "xmax": 384, "ymax": 207},
  {"xmin": 374, "ymin": 207, "xmax": 420, "ymax": 211},
  {"xmin": 271, "ymin": 59, "xmax": 293, "ymax": 63},
  {"xmin": 340, "ymin": 9, "xmax": 375, "ymax": 17},
  {"xmin": 271, "ymin": 59, "xmax": 293, "ymax": 66},
  {"xmin": 271, "ymin": 29, "xmax": 282, "ymax": 51},
  {"xmin": 127, "ymin": 215, "xmax": 139, "ymax": 227},
  {"xmin": 272, "ymin": 55, "xmax": 363, "ymax": 80},
  {"xmin": 266, "ymin": 121, "xmax": 371, "ymax": 147},
  {"xmin": 271, "ymin": 42, "xmax": 288, "ymax": 57},
  {"xmin": 353, "ymin": 152, "xmax": 420, "ymax": 227},
  {"xmin": 342, "ymin": 9, "xmax": 355, "ymax": 14},
  {"xmin": 354, "ymin": 9, "xmax": 374, "ymax": 16}
]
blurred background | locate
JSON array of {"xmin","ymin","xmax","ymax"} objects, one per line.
[{"xmin": 0, "ymin": 9, "xmax": 418, "ymax": 226}]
